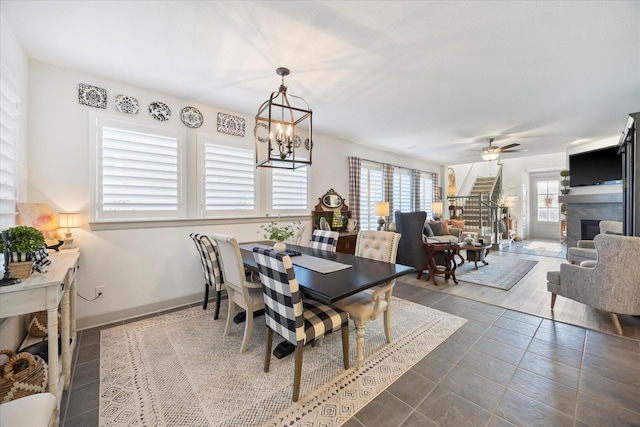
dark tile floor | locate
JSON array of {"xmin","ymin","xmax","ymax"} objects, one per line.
[{"xmin": 61, "ymin": 285, "xmax": 640, "ymax": 427}]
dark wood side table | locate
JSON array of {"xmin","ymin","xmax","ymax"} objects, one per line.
[
  {"xmin": 460, "ymin": 244, "xmax": 491, "ymax": 269},
  {"xmin": 336, "ymin": 232, "xmax": 357, "ymax": 254},
  {"xmin": 424, "ymin": 242, "xmax": 459, "ymax": 285}
]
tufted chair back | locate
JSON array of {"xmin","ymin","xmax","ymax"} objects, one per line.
[{"xmin": 355, "ymin": 230, "xmax": 401, "ymax": 264}]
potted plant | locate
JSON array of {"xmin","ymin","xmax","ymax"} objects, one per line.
[
  {"xmin": 560, "ymin": 170, "xmax": 570, "ymax": 195},
  {"xmin": 0, "ymin": 225, "xmax": 46, "ymax": 278},
  {"xmin": 259, "ymin": 215, "xmax": 295, "ymax": 252}
]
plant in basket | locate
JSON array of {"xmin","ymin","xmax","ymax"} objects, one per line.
[{"xmin": 0, "ymin": 225, "xmax": 48, "ymax": 278}]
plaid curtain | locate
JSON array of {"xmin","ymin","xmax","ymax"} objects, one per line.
[
  {"xmin": 412, "ymin": 169, "xmax": 421, "ymax": 211},
  {"xmin": 348, "ymin": 156, "xmax": 361, "ymax": 231},
  {"xmin": 383, "ymin": 163, "xmax": 394, "ymax": 214},
  {"xmin": 433, "ymin": 172, "xmax": 440, "ymax": 202}
]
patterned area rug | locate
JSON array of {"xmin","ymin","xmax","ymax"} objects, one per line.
[
  {"xmin": 455, "ymin": 256, "xmax": 538, "ymax": 290},
  {"xmin": 99, "ymin": 299, "xmax": 465, "ymax": 426}
]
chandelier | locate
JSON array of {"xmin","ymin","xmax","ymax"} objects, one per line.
[{"xmin": 255, "ymin": 67, "xmax": 312, "ymax": 169}]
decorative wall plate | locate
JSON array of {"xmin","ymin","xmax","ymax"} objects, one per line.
[
  {"xmin": 304, "ymin": 138, "xmax": 313, "ymax": 150},
  {"xmin": 293, "ymin": 135, "xmax": 302, "ymax": 148},
  {"xmin": 217, "ymin": 112, "xmax": 245, "ymax": 137},
  {"xmin": 255, "ymin": 122, "xmax": 269, "ymax": 143},
  {"xmin": 115, "ymin": 95, "xmax": 139, "ymax": 114},
  {"xmin": 78, "ymin": 83, "xmax": 107, "ymax": 109},
  {"xmin": 180, "ymin": 106, "xmax": 203, "ymax": 128},
  {"xmin": 148, "ymin": 102, "xmax": 171, "ymax": 121}
]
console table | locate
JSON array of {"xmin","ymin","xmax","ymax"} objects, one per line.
[{"xmin": 0, "ymin": 251, "xmax": 79, "ymax": 410}]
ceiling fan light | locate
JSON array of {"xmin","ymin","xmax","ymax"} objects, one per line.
[{"xmin": 482, "ymin": 152, "xmax": 500, "ymax": 161}]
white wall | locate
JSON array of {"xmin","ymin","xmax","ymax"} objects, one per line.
[{"xmin": 24, "ymin": 60, "xmax": 440, "ymax": 328}]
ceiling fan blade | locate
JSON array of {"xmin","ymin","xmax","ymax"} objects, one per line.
[
  {"xmin": 498, "ymin": 143, "xmax": 521, "ymax": 151},
  {"xmin": 501, "ymin": 149, "xmax": 528, "ymax": 153}
]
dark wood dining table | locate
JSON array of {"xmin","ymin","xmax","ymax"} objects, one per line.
[{"xmin": 240, "ymin": 242, "xmax": 415, "ymax": 304}]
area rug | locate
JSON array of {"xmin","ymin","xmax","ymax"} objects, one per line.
[
  {"xmin": 99, "ymin": 298, "xmax": 466, "ymax": 426},
  {"xmin": 455, "ymin": 256, "xmax": 538, "ymax": 290}
]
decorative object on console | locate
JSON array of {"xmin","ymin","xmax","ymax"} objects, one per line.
[
  {"xmin": 148, "ymin": 101, "xmax": 171, "ymax": 121},
  {"xmin": 347, "ymin": 218, "xmax": 358, "ymax": 232},
  {"xmin": 464, "ymin": 234, "xmax": 475, "ymax": 245},
  {"xmin": 59, "ymin": 212, "xmax": 80, "ymax": 250},
  {"xmin": 560, "ymin": 169, "xmax": 570, "ymax": 195},
  {"xmin": 114, "ymin": 94, "xmax": 139, "ymax": 114},
  {"xmin": 217, "ymin": 112, "xmax": 244, "ymax": 136},
  {"xmin": 332, "ymin": 209, "xmax": 344, "ymax": 229},
  {"xmin": 375, "ymin": 202, "xmax": 390, "ymax": 231},
  {"xmin": 78, "ymin": 83, "xmax": 107, "ymax": 109},
  {"xmin": 432, "ymin": 202, "xmax": 443, "ymax": 220},
  {"xmin": 0, "ymin": 231, "xmax": 20, "ymax": 286},
  {"xmin": 16, "ymin": 203, "xmax": 63, "ymax": 250},
  {"xmin": 180, "ymin": 106, "xmax": 203, "ymax": 128},
  {"xmin": 259, "ymin": 214, "xmax": 295, "ymax": 252},
  {"xmin": 0, "ymin": 226, "xmax": 48, "ymax": 279},
  {"xmin": 255, "ymin": 67, "xmax": 312, "ymax": 169}
]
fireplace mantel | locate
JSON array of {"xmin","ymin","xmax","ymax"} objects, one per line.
[
  {"xmin": 560, "ymin": 192, "xmax": 623, "ymax": 250},
  {"xmin": 559, "ymin": 193, "xmax": 622, "ymax": 204}
]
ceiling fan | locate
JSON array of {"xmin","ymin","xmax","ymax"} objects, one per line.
[{"xmin": 480, "ymin": 138, "xmax": 525, "ymax": 160}]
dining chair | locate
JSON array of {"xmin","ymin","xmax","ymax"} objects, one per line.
[
  {"xmin": 210, "ymin": 233, "xmax": 265, "ymax": 353},
  {"xmin": 332, "ymin": 230, "xmax": 401, "ymax": 370},
  {"xmin": 309, "ymin": 229, "xmax": 339, "ymax": 252},
  {"xmin": 190, "ymin": 233, "xmax": 225, "ymax": 319},
  {"xmin": 252, "ymin": 247, "xmax": 350, "ymax": 402}
]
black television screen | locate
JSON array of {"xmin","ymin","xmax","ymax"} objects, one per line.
[{"xmin": 569, "ymin": 146, "xmax": 622, "ymax": 187}]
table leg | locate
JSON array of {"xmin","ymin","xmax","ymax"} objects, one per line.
[
  {"xmin": 61, "ymin": 285, "xmax": 71, "ymax": 389},
  {"xmin": 47, "ymin": 307, "xmax": 59, "ymax": 397}
]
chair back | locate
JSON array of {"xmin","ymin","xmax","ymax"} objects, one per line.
[
  {"xmin": 309, "ymin": 229, "xmax": 339, "ymax": 252},
  {"xmin": 394, "ymin": 211, "xmax": 428, "ymax": 271},
  {"xmin": 599, "ymin": 221, "xmax": 623, "ymax": 235},
  {"xmin": 209, "ymin": 233, "xmax": 247, "ymax": 294},
  {"xmin": 252, "ymin": 248, "xmax": 305, "ymax": 346},
  {"xmin": 356, "ymin": 230, "xmax": 401, "ymax": 264},
  {"xmin": 189, "ymin": 233, "xmax": 224, "ymax": 291}
]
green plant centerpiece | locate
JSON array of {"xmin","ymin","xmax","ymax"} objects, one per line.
[
  {"xmin": 560, "ymin": 169, "xmax": 570, "ymax": 195},
  {"xmin": 259, "ymin": 214, "xmax": 295, "ymax": 252},
  {"xmin": 0, "ymin": 225, "xmax": 46, "ymax": 278}
]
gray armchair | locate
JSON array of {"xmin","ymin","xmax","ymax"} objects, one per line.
[
  {"xmin": 395, "ymin": 211, "xmax": 428, "ymax": 279},
  {"xmin": 547, "ymin": 233, "xmax": 640, "ymax": 335},
  {"xmin": 567, "ymin": 220, "xmax": 622, "ymax": 264}
]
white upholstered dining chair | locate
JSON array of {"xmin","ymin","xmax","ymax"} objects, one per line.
[
  {"xmin": 332, "ymin": 230, "xmax": 401, "ymax": 369},
  {"xmin": 209, "ymin": 233, "xmax": 265, "ymax": 353}
]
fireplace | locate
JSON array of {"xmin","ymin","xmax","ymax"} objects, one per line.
[{"xmin": 581, "ymin": 220, "xmax": 601, "ymax": 240}]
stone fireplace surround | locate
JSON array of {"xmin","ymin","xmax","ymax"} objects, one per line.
[{"xmin": 559, "ymin": 193, "xmax": 623, "ymax": 249}]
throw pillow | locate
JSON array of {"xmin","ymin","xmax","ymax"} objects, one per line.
[
  {"xmin": 423, "ymin": 222, "xmax": 435, "ymax": 237},
  {"xmin": 430, "ymin": 221, "xmax": 445, "ymax": 236},
  {"xmin": 431, "ymin": 220, "xmax": 449, "ymax": 235},
  {"xmin": 450, "ymin": 219, "xmax": 465, "ymax": 230}
]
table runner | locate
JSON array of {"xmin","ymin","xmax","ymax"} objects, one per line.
[{"xmin": 239, "ymin": 244, "xmax": 353, "ymax": 274}]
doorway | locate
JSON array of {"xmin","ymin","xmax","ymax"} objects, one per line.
[{"xmin": 530, "ymin": 172, "xmax": 560, "ymax": 239}]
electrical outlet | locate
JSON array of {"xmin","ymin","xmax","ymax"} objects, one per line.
[{"xmin": 95, "ymin": 286, "xmax": 105, "ymax": 298}]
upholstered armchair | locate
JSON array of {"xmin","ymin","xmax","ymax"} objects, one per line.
[
  {"xmin": 567, "ymin": 220, "xmax": 622, "ymax": 264},
  {"xmin": 394, "ymin": 211, "xmax": 428, "ymax": 278},
  {"xmin": 547, "ymin": 233, "xmax": 640, "ymax": 335}
]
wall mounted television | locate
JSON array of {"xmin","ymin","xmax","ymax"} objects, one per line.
[{"xmin": 568, "ymin": 145, "xmax": 623, "ymax": 187}]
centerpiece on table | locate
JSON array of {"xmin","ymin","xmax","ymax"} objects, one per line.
[
  {"xmin": 0, "ymin": 225, "xmax": 48, "ymax": 278},
  {"xmin": 259, "ymin": 215, "xmax": 295, "ymax": 252}
]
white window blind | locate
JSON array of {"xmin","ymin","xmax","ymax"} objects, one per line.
[
  {"xmin": 272, "ymin": 164, "xmax": 307, "ymax": 211},
  {"xmin": 393, "ymin": 168, "xmax": 413, "ymax": 213},
  {"xmin": 419, "ymin": 173, "xmax": 434, "ymax": 213},
  {"xmin": 0, "ymin": 66, "xmax": 20, "ymax": 229},
  {"xmin": 359, "ymin": 161, "xmax": 384, "ymax": 230},
  {"xmin": 94, "ymin": 121, "xmax": 184, "ymax": 220},
  {"xmin": 202, "ymin": 142, "xmax": 255, "ymax": 213}
]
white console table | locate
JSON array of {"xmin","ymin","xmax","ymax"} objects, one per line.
[{"xmin": 0, "ymin": 251, "xmax": 79, "ymax": 409}]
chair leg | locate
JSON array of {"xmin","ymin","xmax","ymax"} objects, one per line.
[
  {"xmin": 550, "ymin": 293, "xmax": 557, "ymax": 309},
  {"xmin": 354, "ymin": 318, "xmax": 366, "ymax": 371},
  {"xmin": 383, "ymin": 308, "xmax": 392, "ymax": 343},
  {"xmin": 240, "ymin": 307, "xmax": 254, "ymax": 353},
  {"xmin": 342, "ymin": 325, "xmax": 350, "ymax": 369},
  {"xmin": 224, "ymin": 300, "xmax": 235, "ymax": 337},
  {"xmin": 610, "ymin": 313, "xmax": 624, "ymax": 336},
  {"xmin": 264, "ymin": 328, "xmax": 273, "ymax": 372},
  {"xmin": 292, "ymin": 346, "xmax": 304, "ymax": 402},
  {"xmin": 213, "ymin": 290, "xmax": 222, "ymax": 320},
  {"xmin": 203, "ymin": 285, "xmax": 210, "ymax": 310}
]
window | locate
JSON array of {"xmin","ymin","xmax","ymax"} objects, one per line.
[
  {"xmin": 272, "ymin": 164, "xmax": 308, "ymax": 211},
  {"xmin": 536, "ymin": 180, "xmax": 559, "ymax": 222},
  {"xmin": 200, "ymin": 137, "xmax": 255, "ymax": 216},
  {"xmin": 359, "ymin": 161, "xmax": 384, "ymax": 230},
  {"xmin": 393, "ymin": 168, "xmax": 413, "ymax": 213},
  {"xmin": 92, "ymin": 117, "xmax": 185, "ymax": 221},
  {"xmin": 0, "ymin": 66, "xmax": 20, "ymax": 229},
  {"xmin": 419, "ymin": 173, "xmax": 434, "ymax": 214}
]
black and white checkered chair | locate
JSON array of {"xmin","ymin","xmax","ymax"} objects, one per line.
[
  {"xmin": 252, "ymin": 247, "xmax": 350, "ymax": 402},
  {"xmin": 190, "ymin": 233, "xmax": 224, "ymax": 319},
  {"xmin": 333, "ymin": 230, "xmax": 401, "ymax": 370},
  {"xmin": 210, "ymin": 233, "xmax": 265, "ymax": 353},
  {"xmin": 309, "ymin": 229, "xmax": 339, "ymax": 252}
]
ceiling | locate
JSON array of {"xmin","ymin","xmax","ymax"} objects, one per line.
[{"xmin": 2, "ymin": 1, "xmax": 639, "ymax": 165}]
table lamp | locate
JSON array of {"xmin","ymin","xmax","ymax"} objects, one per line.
[
  {"xmin": 59, "ymin": 212, "xmax": 80, "ymax": 249},
  {"xmin": 432, "ymin": 202, "xmax": 443, "ymax": 220},
  {"xmin": 375, "ymin": 202, "xmax": 390, "ymax": 231}
]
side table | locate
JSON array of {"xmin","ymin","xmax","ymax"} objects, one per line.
[
  {"xmin": 424, "ymin": 242, "xmax": 459, "ymax": 285},
  {"xmin": 460, "ymin": 244, "xmax": 491, "ymax": 269}
]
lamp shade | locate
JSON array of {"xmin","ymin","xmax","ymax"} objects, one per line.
[
  {"xmin": 59, "ymin": 212, "xmax": 79, "ymax": 229},
  {"xmin": 375, "ymin": 202, "xmax": 390, "ymax": 217},
  {"xmin": 481, "ymin": 152, "xmax": 500, "ymax": 161},
  {"xmin": 448, "ymin": 186, "xmax": 457, "ymax": 196},
  {"xmin": 432, "ymin": 202, "xmax": 443, "ymax": 214}
]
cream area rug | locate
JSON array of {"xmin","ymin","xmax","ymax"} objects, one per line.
[
  {"xmin": 99, "ymin": 299, "xmax": 466, "ymax": 426},
  {"xmin": 455, "ymin": 256, "xmax": 538, "ymax": 291}
]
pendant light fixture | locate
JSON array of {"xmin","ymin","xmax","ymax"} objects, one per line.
[{"xmin": 255, "ymin": 67, "xmax": 312, "ymax": 169}]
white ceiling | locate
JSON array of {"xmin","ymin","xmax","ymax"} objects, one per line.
[{"xmin": 2, "ymin": 1, "xmax": 639, "ymax": 165}]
